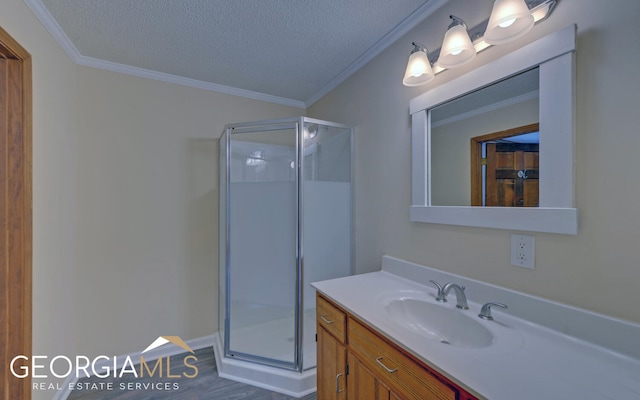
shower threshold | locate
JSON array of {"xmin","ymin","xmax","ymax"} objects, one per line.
[{"xmin": 212, "ymin": 332, "xmax": 316, "ymax": 398}]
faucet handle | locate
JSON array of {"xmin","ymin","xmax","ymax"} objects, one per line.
[
  {"xmin": 429, "ymin": 280, "xmax": 447, "ymax": 302},
  {"xmin": 478, "ymin": 302, "xmax": 508, "ymax": 320}
]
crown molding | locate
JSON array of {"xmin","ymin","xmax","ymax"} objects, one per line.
[
  {"xmin": 75, "ymin": 55, "xmax": 306, "ymax": 108},
  {"xmin": 24, "ymin": 0, "xmax": 306, "ymax": 109},
  {"xmin": 26, "ymin": 0, "xmax": 448, "ymax": 110},
  {"xmin": 24, "ymin": 0, "xmax": 82, "ymax": 62},
  {"xmin": 304, "ymin": 0, "xmax": 450, "ymax": 107}
]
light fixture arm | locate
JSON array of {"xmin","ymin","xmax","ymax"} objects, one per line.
[
  {"xmin": 448, "ymin": 15, "xmax": 468, "ymax": 30},
  {"xmin": 410, "ymin": 42, "xmax": 429, "ymax": 56}
]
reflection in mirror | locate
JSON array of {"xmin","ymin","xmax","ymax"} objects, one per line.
[
  {"xmin": 470, "ymin": 125, "xmax": 539, "ymax": 207},
  {"xmin": 430, "ymin": 67, "xmax": 539, "ymax": 207}
]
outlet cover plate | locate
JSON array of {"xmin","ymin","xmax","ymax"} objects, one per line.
[{"xmin": 511, "ymin": 234, "xmax": 535, "ymax": 269}]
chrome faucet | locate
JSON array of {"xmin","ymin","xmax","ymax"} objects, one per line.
[
  {"xmin": 429, "ymin": 280, "xmax": 447, "ymax": 302},
  {"xmin": 429, "ymin": 280, "xmax": 469, "ymax": 309},
  {"xmin": 478, "ymin": 302, "xmax": 508, "ymax": 320},
  {"xmin": 442, "ymin": 283, "xmax": 469, "ymax": 310}
]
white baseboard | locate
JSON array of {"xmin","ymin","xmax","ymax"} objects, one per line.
[{"xmin": 52, "ymin": 335, "xmax": 215, "ymax": 400}]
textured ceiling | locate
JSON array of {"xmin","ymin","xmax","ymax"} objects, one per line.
[{"xmin": 32, "ymin": 0, "xmax": 449, "ymax": 107}]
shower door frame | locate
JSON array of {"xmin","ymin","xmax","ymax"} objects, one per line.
[{"xmin": 222, "ymin": 116, "xmax": 353, "ymax": 372}]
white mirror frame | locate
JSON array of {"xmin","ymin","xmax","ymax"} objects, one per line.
[{"xmin": 410, "ymin": 25, "xmax": 577, "ymax": 235}]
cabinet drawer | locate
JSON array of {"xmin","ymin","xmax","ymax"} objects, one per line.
[
  {"xmin": 349, "ymin": 317, "xmax": 457, "ymax": 400},
  {"xmin": 317, "ymin": 294, "xmax": 347, "ymax": 344}
]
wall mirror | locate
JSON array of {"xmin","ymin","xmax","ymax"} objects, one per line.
[
  {"xmin": 410, "ymin": 25, "xmax": 578, "ymax": 234},
  {"xmin": 431, "ymin": 67, "xmax": 539, "ymax": 207}
]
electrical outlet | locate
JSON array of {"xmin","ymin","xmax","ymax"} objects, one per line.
[{"xmin": 510, "ymin": 234, "xmax": 535, "ymax": 269}]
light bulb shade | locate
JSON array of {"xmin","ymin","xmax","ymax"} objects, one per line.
[
  {"xmin": 438, "ymin": 24, "xmax": 476, "ymax": 69},
  {"xmin": 484, "ymin": 0, "xmax": 534, "ymax": 45},
  {"xmin": 403, "ymin": 47, "xmax": 434, "ymax": 86}
]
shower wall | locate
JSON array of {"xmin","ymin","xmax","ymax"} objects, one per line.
[
  {"xmin": 302, "ymin": 181, "xmax": 350, "ymax": 310},
  {"xmin": 302, "ymin": 129, "xmax": 351, "ymax": 312},
  {"xmin": 229, "ymin": 180, "xmax": 350, "ymax": 312},
  {"xmin": 219, "ymin": 117, "xmax": 352, "ymax": 373}
]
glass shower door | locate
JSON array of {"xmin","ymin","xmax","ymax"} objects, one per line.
[{"xmin": 225, "ymin": 122, "xmax": 299, "ymax": 368}]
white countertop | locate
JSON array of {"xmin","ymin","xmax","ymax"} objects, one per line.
[{"xmin": 312, "ymin": 259, "xmax": 640, "ymax": 400}]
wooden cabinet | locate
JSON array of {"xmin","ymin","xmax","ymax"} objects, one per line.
[
  {"xmin": 347, "ymin": 352, "xmax": 402, "ymax": 400},
  {"xmin": 317, "ymin": 295, "xmax": 347, "ymax": 400},
  {"xmin": 317, "ymin": 293, "xmax": 478, "ymax": 400}
]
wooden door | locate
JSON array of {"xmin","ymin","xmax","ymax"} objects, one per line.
[
  {"xmin": 0, "ymin": 27, "xmax": 32, "ymax": 400},
  {"xmin": 470, "ymin": 123, "xmax": 539, "ymax": 206},
  {"xmin": 317, "ymin": 326, "xmax": 347, "ymax": 400},
  {"xmin": 486, "ymin": 143, "xmax": 539, "ymax": 207}
]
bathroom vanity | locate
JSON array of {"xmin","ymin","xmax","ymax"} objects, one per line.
[
  {"xmin": 317, "ymin": 293, "xmax": 477, "ymax": 400},
  {"xmin": 313, "ymin": 256, "xmax": 640, "ymax": 399}
]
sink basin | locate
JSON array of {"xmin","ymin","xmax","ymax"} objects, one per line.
[{"xmin": 385, "ymin": 298, "xmax": 493, "ymax": 348}]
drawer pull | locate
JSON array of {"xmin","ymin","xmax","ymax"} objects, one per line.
[
  {"xmin": 335, "ymin": 373, "xmax": 344, "ymax": 393},
  {"xmin": 376, "ymin": 356, "xmax": 398, "ymax": 373},
  {"xmin": 320, "ymin": 315, "xmax": 335, "ymax": 324}
]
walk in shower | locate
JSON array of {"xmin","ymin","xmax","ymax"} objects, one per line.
[{"xmin": 216, "ymin": 117, "xmax": 352, "ymax": 396}]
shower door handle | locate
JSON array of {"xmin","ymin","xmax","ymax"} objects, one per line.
[
  {"xmin": 320, "ymin": 315, "xmax": 334, "ymax": 324},
  {"xmin": 335, "ymin": 373, "xmax": 344, "ymax": 393}
]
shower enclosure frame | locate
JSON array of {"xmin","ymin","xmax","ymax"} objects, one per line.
[{"xmin": 220, "ymin": 116, "xmax": 354, "ymax": 373}]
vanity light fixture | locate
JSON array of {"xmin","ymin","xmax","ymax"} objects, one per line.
[
  {"xmin": 437, "ymin": 16, "xmax": 476, "ymax": 69},
  {"xmin": 484, "ymin": 0, "xmax": 534, "ymax": 44},
  {"xmin": 402, "ymin": 0, "xmax": 557, "ymax": 87},
  {"xmin": 402, "ymin": 42, "xmax": 434, "ymax": 87}
]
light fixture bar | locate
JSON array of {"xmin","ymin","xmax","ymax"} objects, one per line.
[{"xmin": 426, "ymin": 0, "xmax": 556, "ymax": 75}]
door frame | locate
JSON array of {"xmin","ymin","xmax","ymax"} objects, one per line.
[
  {"xmin": 470, "ymin": 123, "xmax": 538, "ymax": 206},
  {"xmin": 0, "ymin": 26, "xmax": 33, "ymax": 400}
]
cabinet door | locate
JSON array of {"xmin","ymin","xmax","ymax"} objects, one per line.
[
  {"xmin": 348, "ymin": 353, "xmax": 403, "ymax": 400},
  {"xmin": 317, "ymin": 325, "xmax": 347, "ymax": 400},
  {"xmin": 347, "ymin": 352, "xmax": 377, "ymax": 399}
]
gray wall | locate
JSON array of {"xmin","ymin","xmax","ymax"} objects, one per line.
[
  {"xmin": 2, "ymin": 3, "xmax": 303, "ymax": 398},
  {"xmin": 308, "ymin": 0, "xmax": 640, "ymax": 324}
]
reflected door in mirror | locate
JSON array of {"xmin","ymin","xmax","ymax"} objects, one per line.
[
  {"xmin": 470, "ymin": 123, "xmax": 539, "ymax": 207},
  {"xmin": 486, "ymin": 143, "xmax": 539, "ymax": 207}
]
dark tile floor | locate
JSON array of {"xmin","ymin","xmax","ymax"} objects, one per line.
[{"xmin": 66, "ymin": 347, "xmax": 317, "ymax": 400}]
